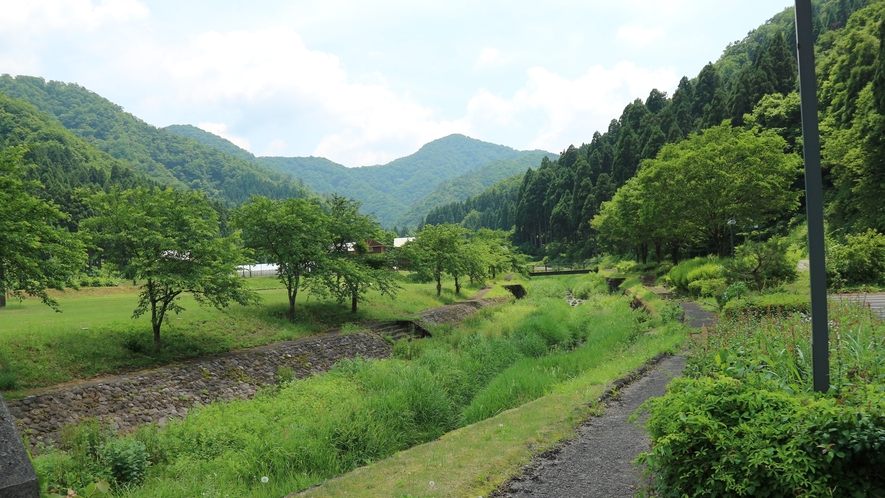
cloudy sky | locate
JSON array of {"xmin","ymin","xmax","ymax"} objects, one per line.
[{"xmin": 2, "ymin": 0, "xmax": 792, "ymax": 167}]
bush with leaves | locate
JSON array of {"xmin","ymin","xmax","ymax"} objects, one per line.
[
  {"xmin": 826, "ymin": 229, "xmax": 885, "ymax": 289},
  {"xmin": 725, "ymin": 236, "xmax": 797, "ymax": 291},
  {"xmin": 668, "ymin": 257, "xmax": 723, "ymax": 296},
  {"xmin": 639, "ymin": 375, "xmax": 885, "ymax": 497},
  {"xmin": 100, "ymin": 438, "xmax": 149, "ymax": 485}
]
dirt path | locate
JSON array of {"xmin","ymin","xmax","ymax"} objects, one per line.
[
  {"xmin": 492, "ymin": 355, "xmax": 686, "ymax": 497},
  {"xmin": 492, "ymin": 293, "xmax": 714, "ymax": 497},
  {"xmin": 680, "ymin": 301, "xmax": 717, "ymax": 328}
]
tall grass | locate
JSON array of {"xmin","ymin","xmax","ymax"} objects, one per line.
[
  {"xmin": 685, "ymin": 300, "xmax": 885, "ymax": 393},
  {"xmin": 32, "ymin": 273, "xmax": 661, "ymax": 497}
]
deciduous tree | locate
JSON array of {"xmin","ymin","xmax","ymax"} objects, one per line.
[
  {"xmin": 0, "ymin": 146, "xmax": 86, "ymax": 309},
  {"xmin": 84, "ymin": 187, "xmax": 255, "ymax": 350},
  {"xmin": 232, "ymin": 196, "xmax": 328, "ymax": 321}
]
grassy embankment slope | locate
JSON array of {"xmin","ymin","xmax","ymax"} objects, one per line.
[
  {"xmin": 28, "ymin": 273, "xmax": 685, "ymax": 497},
  {"xmin": 0, "ymin": 274, "xmax": 499, "ymax": 392}
]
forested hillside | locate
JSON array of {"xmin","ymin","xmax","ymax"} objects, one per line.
[
  {"xmin": 423, "ymin": 0, "xmax": 874, "ymax": 260},
  {"xmin": 259, "ymin": 134, "xmax": 551, "ymax": 227},
  {"xmin": 392, "ymin": 151, "xmax": 556, "ymax": 230},
  {"xmin": 0, "ymin": 76, "xmax": 310, "ymax": 206},
  {"xmin": 0, "ymin": 91, "xmax": 156, "ymax": 229},
  {"xmin": 164, "ymin": 124, "xmax": 256, "ymax": 161}
]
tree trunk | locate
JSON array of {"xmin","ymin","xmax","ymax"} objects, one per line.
[
  {"xmin": 152, "ymin": 321, "xmax": 162, "ymax": 352},
  {"xmin": 654, "ymin": 241, "xmax": 663, "ymax": 264},
  {"xmin": 0, "ymin": 292, "xmax": 5, "ymax": 308},
  {"xmin": 454, "ymin": 275, "xmax": 461, "ymax": 295},
  {"xmin": 287, "ymin": 275, "xmax": 300, "ymax": 321},
  {"xmin": 436, "ymin": 270, "xmax": 442, "ymax": 297},
  {"xmin": 351, "ymin": 292, "xmax": 358, "ymax": 313},
  {"xmin": 671, "ymin": 243, "xmax": 681, "ymax": 266}
]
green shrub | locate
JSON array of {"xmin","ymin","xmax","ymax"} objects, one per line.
[
  {"xmin": 392, "ymin": 338, "xmax": 428, "ymax": 360},
  {"xmin": 686, "ymin": 277, "xmax": 727, "ymax": 298},
  {"xmin": 571, "ymin": 276, "xmax": 607, "ymax": 300},
  {"xmin": 100, "ymin": 437, "xmax": 149, "ymax": 484},
  {"xmin": 640, "ymin": 376, "xmax": 885, "ymax": 497},
  {"xmin": 722, "ymin": 292, "xmax": 810, "ymax": 319},
  {"xmin": 725, "ymin": 237, "xmax": 798, "ymax": 291},
  {"xmin": 668, "ymin": 257, "xmax": 723, "ymax": 295},
  {"xmin": 827, "ymin": 229, "xmax": 885, "ymax": 289}
]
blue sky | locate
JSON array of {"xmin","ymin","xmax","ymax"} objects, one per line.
[{"xmin": 1, "ymin": 0, "xmax": 792, "ymax": 166}]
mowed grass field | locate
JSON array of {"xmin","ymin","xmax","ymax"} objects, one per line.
[{"xmin": 0, "ymin": 274, "xmax": 495, "ymax": 392}]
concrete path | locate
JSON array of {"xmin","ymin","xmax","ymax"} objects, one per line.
[
  {"xmin": 680, "ymin": 301, "xmax": 717, "ymax": 328},
  {"xmin": 492, "ymin": 355, "xmax": 685, "ymax": 498},
  {"xmin": 491, "ymin": 296, "xmax": 713, "ymax": 497}
]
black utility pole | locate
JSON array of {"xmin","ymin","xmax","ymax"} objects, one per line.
[{"xmin": 795, "ymin": 0, "xmax": 830, "ymax": 393}]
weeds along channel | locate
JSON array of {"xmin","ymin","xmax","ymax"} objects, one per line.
[
  {"xmin": 32, "ymin": 274, "xmax": 663, "ymax": 498},
  {"xmin": 640, "ymin": 301, "xmax": 885, "ymax": 496}
]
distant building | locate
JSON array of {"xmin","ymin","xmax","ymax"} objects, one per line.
[
  {"xmin": 237, "ymin": 263, "xmax": 278, "ymax": 277},
  {"xmin": 393, "ymin": 237, "xmax": 415, "ymax": 248}
]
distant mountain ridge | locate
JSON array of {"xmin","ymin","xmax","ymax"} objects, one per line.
[
  {"xmin": 259, "ymin": 135, "xmax": 553, "ymax": 227},
  {"xmin": 0, "ymin": 75, "xmax": 552, "ymax": 227},
  {"xmin": 163, "ymin": 124, "xmax": 554, "ymax": 228},
  {"xmin": 0, "ymin": 75, "xmax": 310, "ymax": 206}
]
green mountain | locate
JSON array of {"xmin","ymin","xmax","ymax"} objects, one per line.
[
  {"xmin": 0, "ymin": 75, "xmax": 310, "ymax": 206},
  {"xmin": 257, "ymin": 134, "xmax": 551, "ymax": 227},
  {"xmin": 164, "ymin": 124, "xmax": 255, "ymax": 161},
  {"xmin": 163, "ymin": 122, "xmax": 553, "ymax": 229},
  {"xmin": 0, "ymin": 90, "xmax": 156, "ymax": 229},
  {"xmin": 392, "ymin": 151, "xmax": 557, "ymax": 229}
]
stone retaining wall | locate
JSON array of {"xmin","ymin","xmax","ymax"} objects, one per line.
[
  {"xmin": 7, "ymin": 332, "xmax": 392, "ymax": 450},
  {"xmin": 7, "ymin": 296, "xmax": 512, "ymax": 451}
]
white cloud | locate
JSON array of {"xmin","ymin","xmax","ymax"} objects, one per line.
[
  {"xmin": 1, "ymin": 0, "xmax": 148, "ymax": 33},
  {"xmin": 616, "ymin": 25, "xmax": 666, "ymax": 47},
  {"xmin": 262, "ymin": 139, "xmax": 288, "ymax": 157},
  {"xmin": 153, "ymin": 26, "xmax": 474, "ymax": 166},
  {"xmin": 197, "ymin": 122, "xmax": 252, "ymax": 152},
  {"xmin": 463, "ymin": 62, "xmax": 679, "ymax": 152},
  {"xmin": 475, "ymin": 47, "xmax": 502, "ymax": 68}
]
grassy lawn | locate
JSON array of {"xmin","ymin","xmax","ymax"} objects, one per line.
[{"xmin": 0, "ymin": 273, "xmax": 507, "ymax": 392}]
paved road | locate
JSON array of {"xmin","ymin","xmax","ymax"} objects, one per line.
[{"xmin": 492, "ymin": 355, "xmax": 686, "ymax": 498}]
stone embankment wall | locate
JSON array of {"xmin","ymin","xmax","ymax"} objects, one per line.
[
  {"xmin": 7, "ymin": 296, "xmax": 511, "ymax": 450},
  {"xmin": 7, "ymin": 332, "xmax": 392, "ymax": 449}
]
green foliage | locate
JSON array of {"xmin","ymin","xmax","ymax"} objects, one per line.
[
  {"xmin": 668, "ymin": 257, "xmax": 723, "ymax": 295},
  {"xmin": 725, "ymin": 236, "xmax": 798, "ymax": 291},
  {"xmin": 640, "ymin": 376, "xmax": 885, "ymax": 497},
  {"xmin": 260, "ymin": 134, "xmax": 544, "ymax": 228},
  {"xmin": 310, "ymin": 195, "xmax": 401, "ymax": 313},
  {"xmin": 826, "ymin": 229, "xmax": 885, "ymax": 288},
  {"xmin": 0, "ymin": 145, "xmax": 87, "ymax": 309},
  {"xmin": 722, "ymin": 292, "xmax": 811, "ymax": 319},
  {"xmin": 100, "ymin": 438, "xmax": 148, "ymax": 485},
  {"xmin": 82, "ymin": 187, "xmax": 256, "ymax": 350},
  {"xmin": 687, "ymin": 277, "xmax": 727, "ymax": 299},
  {"xmin": 233, "ymin": 195, "xmax": 329, "ymax": 320},
  {"xmin": 0, "ymin": 75, "xmax": 310, "ymax": 207},
  {"xmin": 400, "ymin": 223, "xmax": 469, "ymax": 296},
  {"xmin": 32, "ymin": 275, "xmax": 652, "ymax": 497}
]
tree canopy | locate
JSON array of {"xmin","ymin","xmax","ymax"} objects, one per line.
[
  {"xmin": 594, "ymin": 125, "xmax": 801, "ymax": 259},
  {"xmin": 83, "ymin": 187, "xmax": 255, "ymax": 350},
  {"xmin": 0, "ymin": 145, "xmax": 86, "ymax": 309},
  {"xmin": 232, "ymin": 196, "xmax": 329, "ymax": 321}
]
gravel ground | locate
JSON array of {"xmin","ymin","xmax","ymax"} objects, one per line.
[{"xmin": 492, "ymin": 355, "xmax": 686, "ymax": 498}]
